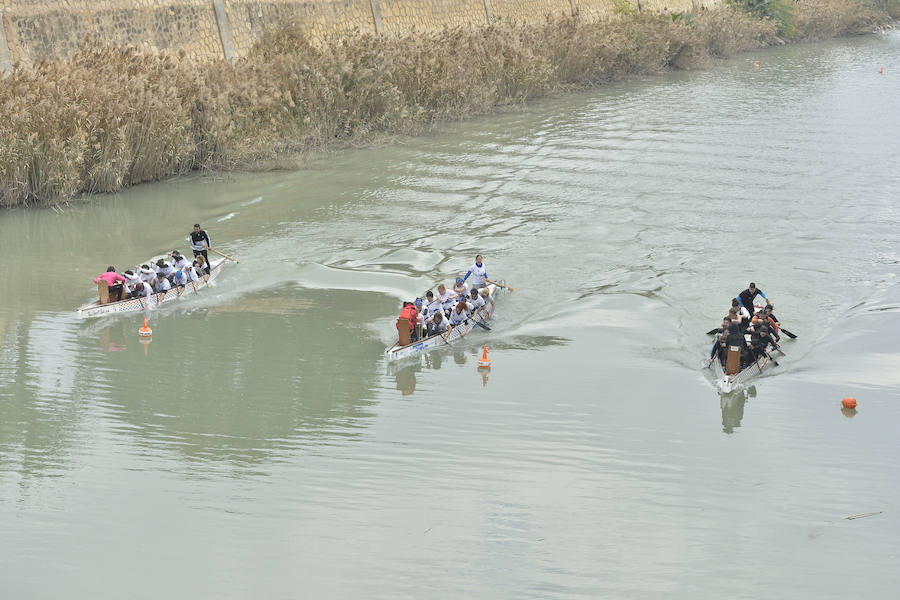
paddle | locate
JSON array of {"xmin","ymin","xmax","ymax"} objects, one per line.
[
  {"xmin": 472, "ymin": 319, "xmax": 491, "ymax": 332},
  {"xmin": 209, "ymin": 248, "xmax": 239, "ymax": 264},
  {"xmin": 706, "ymin": 328, "xmax": 720, "ymax": 336},
  {"xmin": 485, "ymin": 279, "xmax": 514, "ymax": 292},
  {"xmin": 779, "ymin": 327, "xmax": 797, "ymax": 339}
]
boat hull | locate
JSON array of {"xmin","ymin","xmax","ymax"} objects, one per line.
[
  {"xmin": 710, "ymin": 352, "xmax": 773, "ymax": 393},
  {"xmin": 76, "ymin": 258, "xmax": 226, "ymax": 318}
]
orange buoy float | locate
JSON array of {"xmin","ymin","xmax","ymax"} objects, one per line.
[
  {"xmin": 880, "ymin": 66, "xmax": 884, "ymax": 74},
  {"xmin": 138, "ymin": 317, "xmax": 152, "ymax": 338},
  {"xmin": 477, "ymin": 345, "xmax": 491, "ymax": 368},
  {"xmin": 754, "ymin": 60, "xmax": 759, "ymax": 70},
  {"xmin": 842, "ymin": 397, "xmax": 857, "ymax": 409}
]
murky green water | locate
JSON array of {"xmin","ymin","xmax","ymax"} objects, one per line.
[{"xmin": 3, "ymin": 33, "xmax": 900, "ymax": 598}]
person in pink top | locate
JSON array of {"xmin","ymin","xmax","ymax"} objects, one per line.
[{"xmin": 94, "ymin": 266, "xmax": 126, "ymax": 301}]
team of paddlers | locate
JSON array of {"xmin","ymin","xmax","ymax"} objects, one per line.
[
  {"xmin": 709, "ymin": 282, "xmax": 783, "ymax": 371},
  {"xmin": 91, "ymin": 224, "xmax": 213, "ymax": 302},
  {"xmin": 397, "ymin": 254, "xmax": 496, "ymax": 343}
]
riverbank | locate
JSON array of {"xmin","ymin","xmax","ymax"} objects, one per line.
[{"xmin": 0, "ymin": 1, "xmax": 892, "ymax": 207}]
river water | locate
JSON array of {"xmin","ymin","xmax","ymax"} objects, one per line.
[{"xmin": 3, "ymin": 32, "xmax": 900, "ymax": 599}]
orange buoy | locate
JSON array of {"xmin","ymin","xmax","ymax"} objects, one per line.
[
  {"xmin": 842, "ymin": 397, "xmax": 857, "ymax": 409},
  {"xmin": 754, "ymin": 60, "xmax": 759, "ymax": 70},
  {"xmin": 138, "ymin": 317, "xmax": 152, "ymax": 338},
  {"xmin": 477, "ymin": 345, "xmax": 491, "ymax": 368},
  {"xmin": 880, "ymin": 66, "xmax": 884, "ymax": 74}
]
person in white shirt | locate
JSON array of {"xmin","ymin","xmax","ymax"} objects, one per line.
[
  {"xmin": 139, "ymin": 264, "xmax": 156, "ymax": 285},
  {"xmin": 122, "ymin": 270, "xmax": 141, "ymax": 294},
  {"xmin": 452, "ymin": 277, "xmax": 468, "ymax": 299},
  {"xmin": 172, "ymin": 269, "xmax": 188, "ymax": 287},
  {"xmin": 170, "ymin": 250, "xmax": 191, "ymax": 271},
  {"xmin": 130, "ymin": 281, "xmax": 153, "ymax": 299},
  {"xmin": 156, "ymin": 259, "xmax": 175, "ymax": 282},
  {"xmin": 423, "ymin": 290, "xmax": 443, "ymax": 320},
  {"xmin": 154, "ymin": 276, "xmax": 172, "ymax": 294},
  {"xmin": 185, "ymin": 264, "xmax": 199, "ymax": 283},
  {"xmin": 448, "ymin": 299, "xmax": 473, "ymax": 326},
  {"xmin": 436, "ymin": 284, "xmax": 456, "ymax": 315},
  {"xmin": 468, "ymin": 289, "xmax": 488, "ymax": 320},
  {"xmin": 463, "ymin": 255, "xmax": 488, "ymax": 290},
  {"xmin": 426, "ymin": 309, "xmax": 449, "ymax": 337},
  {"xmin": 479, "ymin": 287, "xmax": 495, "ymax": 318}
]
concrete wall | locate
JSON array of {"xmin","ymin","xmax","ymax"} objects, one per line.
[{"xmin": 0, "ymin": 0, "xmax": 719, "ymax": 71}]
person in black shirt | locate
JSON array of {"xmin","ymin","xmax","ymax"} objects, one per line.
[
  {"xmin": 737, "ymin": 282, "xmax": 771, "ymax": 316},
  {"xmin": 189, "ymin": 224, "xmax": 211, "ymax": 265}
]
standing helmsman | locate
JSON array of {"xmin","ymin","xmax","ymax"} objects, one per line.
[
  {"xmin": 189, "ymin": 224, "xmax": 211, "ymax": 265},
  {"xmin": 737, "ymin": 282, "xmax": 771, "ymax": 317},
  {"xmin": 463, "ymin": 254, "xmax": 488, "ymax": 290}
]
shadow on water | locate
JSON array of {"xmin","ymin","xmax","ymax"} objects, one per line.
[{"xmin": 0, "ymin": 288, "xmax": 392, "ymax": 479}]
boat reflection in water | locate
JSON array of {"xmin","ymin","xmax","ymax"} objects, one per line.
[
  {"xmin": 387, "ymin": 335, "xmax": 568, "ymax": 396},
  {"xmin": 720, "ymin": 386, "xmax": 756, "ymax": 434}
]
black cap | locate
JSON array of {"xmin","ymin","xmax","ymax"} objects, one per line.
[{"xmin": 426, "ymin": 291, "xmax": 433, "ymax": 298}]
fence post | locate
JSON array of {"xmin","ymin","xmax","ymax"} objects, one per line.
[
  {"xmin": 369, "ymin": 0, "xmax": 384, "ymax": 34},
  {"xmin": 212, "ymin": 0, "xmax": 236, "ymax": 61},
  {"xmin": 569, "ymin": 0, "xmax": 578, "ymax": 16},
  {"xmin": 483, "ymin": 0, "xmax": 494, "ymax": 24},
  {"xmin": 0, "ymin": 10, "xmax": 12, "ymax": 76}
]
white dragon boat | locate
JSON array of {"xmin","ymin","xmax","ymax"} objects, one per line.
[
  {"xmin": 76, "ymin": 257, "xmax": 226, "ymax": 318},
  {"xmin": 384, "ymin": 282, "xmax": 503, "ymax": 362}
]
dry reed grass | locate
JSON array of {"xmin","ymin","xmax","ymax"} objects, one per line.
[
  {"xmin": 0, "ymin": 2, "xmax": 879, "ymax": 207},
  {"xmin": 794, "ymin": 0, "xmax": 885, "ymax": 39}
]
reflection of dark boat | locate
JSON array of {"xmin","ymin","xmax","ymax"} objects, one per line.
[
  {"xmin": 384, "ymin": 283, "xmax": 502, "ymax": 362},
  {"xmin": 720, "ymin": 386, "xmax": 755, "ymax": 434}
]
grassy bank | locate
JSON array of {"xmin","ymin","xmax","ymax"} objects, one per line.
[{"xmin": 0, "ymin": 2, "xmax": 891, "ymax": 207}]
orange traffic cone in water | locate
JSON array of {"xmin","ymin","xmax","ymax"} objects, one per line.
[
  {"xmin": 477, "ymin": 345, "xmax": 491, "ymax": 368},
  {"xmin": 139, "ymin": 317, "xmax": 152, "ymax": 338}
]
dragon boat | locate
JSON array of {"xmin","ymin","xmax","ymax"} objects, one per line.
[
  {"xmin": 384, "ymin": 281, "xmax": 503, "ymax": 362},
  {"xmin": 76, "ymin": 257, "xmax": 226, "ymax": 318}
]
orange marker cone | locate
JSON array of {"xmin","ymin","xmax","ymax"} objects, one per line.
[
  {"xmin": 841, "ymin": 397, "xmax": 857, "ymax": 409},
  {"xmin": 139, "ymin": 317, "xmax": 152, "ymax": 338},
  {"xmin": 477, "ymin": 345, "xmax": 491, "ymax": 368}
]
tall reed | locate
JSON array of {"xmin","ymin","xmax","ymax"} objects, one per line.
[{"xmin": 0, "ymin": 2, "xmax": 884, "ymax": 208}]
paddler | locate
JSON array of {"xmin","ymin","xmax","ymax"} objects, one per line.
[
  {"xmin": 155, "ymin": 258, "xmax": 175, "ymax": 282},
  {"xmin": 467, "ymin": 288, "xmax": 488, "ymax": 321},
  {"xmin": 448, "ymin": 296, "xmax": 473, "ymax": 327},
  {"xmin": 170, "ymin": 250, "xmax": 191, "ymax": 271},
  {"xmin": 463, "ymin": 255, "xmax": 488, "ymax": 290},
  {"xmin": 436, "ymin": 284, "xmax": 456, "ymax": 316},
  {"xmin": 452, "ymin": 276, "xmax": 468, "ymax": 299},
  {"xmin": 425, "ymin": 309, "xmax": 449, "ymax": 337}
]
